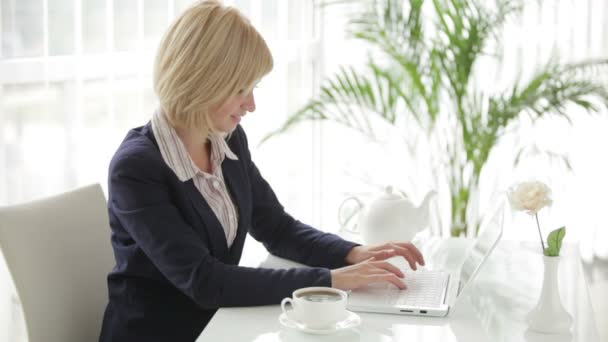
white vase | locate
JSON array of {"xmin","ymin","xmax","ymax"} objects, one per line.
[{"xmin": 526, "ymin": 255, "xmax": 573, "ymax": 334}]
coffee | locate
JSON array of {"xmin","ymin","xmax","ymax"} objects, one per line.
[
  {"xmin": 281, "ymin": 287, "xmax": 348, "ymax": 329},
  {"xmin": 297, "ymin": 291, "xmax": 342, "ymax": 303}
]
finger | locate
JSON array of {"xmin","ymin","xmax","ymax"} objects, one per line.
[
  {"xmin": 403, "ymin": 242, "xmax": 425, "ymax": 266},
  {"xmin": 363, "ymin": 256, "xmax": 376, "ymax": 263},
  {"xmin": 393, "ymin": 242, "xmax": 426, "ymax": 266},
  {"xmin": 366, "ymin": 267, "xmax": 399, "ymax": 275},
  {"xmin": 387, "ymin": 244, "xmax": 419, "ymax": 270},
  {"xmin": 365, "ymin": 273, "xmax": 407, "ymax": 290},
  {"xmin": 370, "ymin": 261, "xmax": 404, "ymax": 278},
  {"xmin": 367, "ymin": 242, "xmax": 394, "ymax": 252},
  {"xmin": 371, "ymin": 249, "xmax": 397, "ymax": 261}
]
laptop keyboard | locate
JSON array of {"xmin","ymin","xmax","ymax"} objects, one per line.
[{"xmin": 383, "ymin": 270, "xmax": 449, "ymax": 308}]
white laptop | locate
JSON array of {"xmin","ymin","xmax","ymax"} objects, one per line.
[{"xmin": 346, "ymin": 202, "xmax": 505, "ymax": 317}]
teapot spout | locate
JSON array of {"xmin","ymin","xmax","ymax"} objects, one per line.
[
  {"xmin": 402, "ymin": 190, "xmax": 437, "ymax": 235},
  {"xmin": 415, "ymin": 190, "xmax": 437, "ymax": 230},
  {"xmin": 419, "ymin": 190, "xmax": 437, "ymax": 210}
]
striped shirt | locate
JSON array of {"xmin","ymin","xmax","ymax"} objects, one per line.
[{"xmin": 151, "ymin": 109, "xmax": 239, "ymax": 247}]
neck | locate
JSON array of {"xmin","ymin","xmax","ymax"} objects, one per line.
[
  {"xmin": 174, "ymin": 125, "xmax": 213, "ymax": 173},
  {"xmin": 174, "ymin": 126, "xmax": 209, "ymax": 151}
]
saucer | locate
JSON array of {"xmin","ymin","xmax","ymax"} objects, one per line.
[{"xmin": 278, "ymin": 311, "xmax": 361, "ymax": 335}]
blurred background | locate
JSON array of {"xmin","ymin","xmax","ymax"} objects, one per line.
[{"xmin": 0, "ymin": 0, "xmax": 607, "ymax": 340}]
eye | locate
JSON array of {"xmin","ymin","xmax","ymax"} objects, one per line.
[{"xmin": 237, "ymin": 88, "xmax": 255, "ymax": 96}]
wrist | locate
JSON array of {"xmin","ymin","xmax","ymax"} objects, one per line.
[{"xmin": 345, "ymin": 246, "xmax": 363, "ymax": 264}]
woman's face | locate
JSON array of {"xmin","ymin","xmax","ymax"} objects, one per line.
[{"xmin": 210, "ymin": 87, "xmax": 256, "ymax": 133}]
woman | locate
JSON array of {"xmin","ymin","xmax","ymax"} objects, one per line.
[{"xmin": 99, "ymin": 1, "xmax": 424, "ymax": 341}]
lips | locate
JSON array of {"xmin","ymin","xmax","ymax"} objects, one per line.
[{"xmin": 230, "ymin": 115, "xmax": 242, "ymax": 124}]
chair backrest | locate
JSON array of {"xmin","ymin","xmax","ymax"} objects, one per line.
[{"xmin": 0, "ymin": 184, "xmax": 114, "ymax": 342}]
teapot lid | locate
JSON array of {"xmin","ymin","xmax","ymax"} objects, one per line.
[{"xmin": 379, "ymin": 186, "xmax": 405, "ymax": 201}]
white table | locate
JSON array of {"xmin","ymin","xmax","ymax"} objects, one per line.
[{"xmin": 197, "ymin": 238, "xmax": 599, "ymax": 342}]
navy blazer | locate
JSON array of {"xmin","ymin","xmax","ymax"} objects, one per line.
[{"xmin": 99, "ymin": 123, "xmax": 358, "ymax": 342}]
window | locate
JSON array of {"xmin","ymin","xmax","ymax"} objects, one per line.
[{"xmin": 0, "ymin": 0, "xmax": 321, "ymax": 222}]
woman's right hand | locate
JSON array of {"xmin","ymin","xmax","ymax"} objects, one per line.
[{"xmin": 330, "ymin": 258, "xmax": 407, "ymax": 291}]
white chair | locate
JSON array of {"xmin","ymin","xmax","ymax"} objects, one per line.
[{"xmin": 0, "ymin": 184, "xmax": 114, "ymax": 342}]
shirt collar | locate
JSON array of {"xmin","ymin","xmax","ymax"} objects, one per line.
[{"xmin": 151, "ymin": 108, "xmax": 238, "ymax": 182}]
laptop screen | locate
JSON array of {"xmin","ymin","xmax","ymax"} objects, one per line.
[{"xmin": 457, "ymin": 202, "xmax": 505, "ymax": 295}]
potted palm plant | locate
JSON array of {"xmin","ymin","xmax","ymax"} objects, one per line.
[{"xmin": 263, "ymin": 0, "xmax": 608, "ymax": 236}]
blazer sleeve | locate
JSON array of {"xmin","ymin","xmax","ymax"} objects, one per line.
[
  {"xmin": 233, "ymin": 126, "xmax": 359, "ymax": 269},
  {"xmin": 109, "ymin": 145, "xmax": 335, "ymax": 309}
]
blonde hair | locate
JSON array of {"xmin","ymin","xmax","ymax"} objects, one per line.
[{"xmin": 153, "ymin": 0, "xmax": 273, "ymax": 136}]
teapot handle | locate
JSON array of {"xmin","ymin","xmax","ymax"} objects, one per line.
[{"xmin": 338, "ymin": 196, "xmax": 364, "ymax": 234}]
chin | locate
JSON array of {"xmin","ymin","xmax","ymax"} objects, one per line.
[{"xmin": 218, "ymin": 124, "xmax": 238, "ymax": 135}]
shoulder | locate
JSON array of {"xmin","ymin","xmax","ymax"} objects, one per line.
[{"xmin": 110, "ymin": 123, "xmax": 165, "ymax": 177}]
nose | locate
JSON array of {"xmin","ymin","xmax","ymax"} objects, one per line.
[{"xmin": 242, "ymin": 93, "xmax": 256, "ymax": 113}]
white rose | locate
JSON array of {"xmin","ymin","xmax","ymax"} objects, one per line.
[{"xmin": 508, "ymin": 181, "xmax": 553, "ymax": 214}]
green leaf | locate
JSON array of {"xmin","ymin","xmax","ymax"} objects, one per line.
[{"xmin": 544, "ymin": 226, "xmax": 566, "ymax": 257}]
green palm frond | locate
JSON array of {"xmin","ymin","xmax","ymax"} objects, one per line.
[
  {"xmin": 260, "ymin": 61, "xmax": 408, "ymax": 143},
  {"xmin": 514, "ymin": 146, "xmax": 573, "ymax": 171},
  {"xmin": 461, "ymin": 59, "xmax": 608, "ymax": 176},
  {"xmin": 348, "ymin": 0, "xmax": 442, "ymax": 125},
  {"xmin": 432, "ymin": 0, "xmax": 522, "ymax": 101},
  {"xmin": 349, "ymin": 0, "xmax": 425, "ymax": 60},
  {"xmin": 489, "ymin": 60, "xmax": 608, "ymax": 127}
]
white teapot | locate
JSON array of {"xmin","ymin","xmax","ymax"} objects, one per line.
[{"xmin": 339, "ymin": 186, "xmax": 436, "ymax": 245}]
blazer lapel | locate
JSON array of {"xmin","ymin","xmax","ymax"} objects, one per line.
[
  {"xmin": 221, "ymin": 157, "xmax": 248, "ymax": 256},
  {"xmin": 183, "ymin": 180, "xmax": 228, "ymax": 257}
]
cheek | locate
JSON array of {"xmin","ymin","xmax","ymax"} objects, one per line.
[
  {"xmin": 211, "ymin": 105, "xmax": 232, "ymax": 122},
  {"xmin": 216, "ymin": 101, "xmax": 240, "ymax": 118}
]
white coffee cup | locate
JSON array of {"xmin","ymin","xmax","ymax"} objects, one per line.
[{"xmin": 280, "ymin": 287, "xmax": 348, "ymax": 329}]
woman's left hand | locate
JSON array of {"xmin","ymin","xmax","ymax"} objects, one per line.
[{"xmin": 345, "ymin": 242, "xmax": 425, "ymax": 270}]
